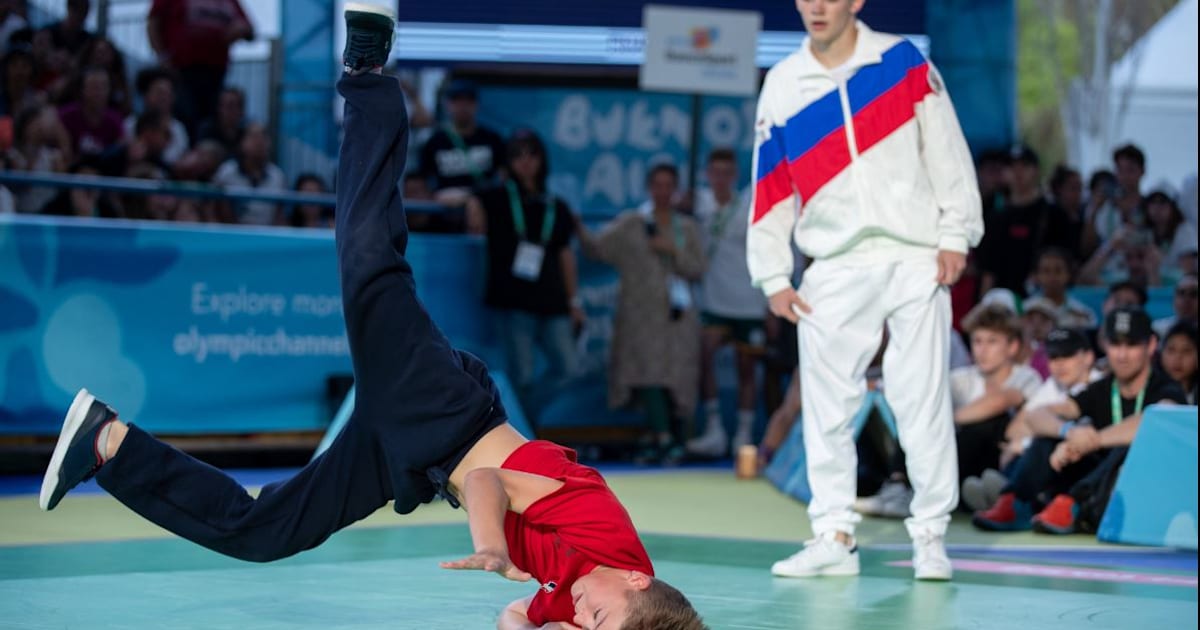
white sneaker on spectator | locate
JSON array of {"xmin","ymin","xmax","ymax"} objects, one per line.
[
  {"xmin": 854, "ymin": 481, "xmax": 913, "ymax": 518},
  {"xmin": 981, "ymin": 468, "xmax": 1008, "ymax": 506},
  {"xmin": 685, "ymin": 424, "xmax": 727, "ymax": 458},
  {"xmin": 731, "ymin": 427, "xmax": 753, "ymax": 453},
  {"xmin": 912, "ymin": 533, "xmax": 953, "ymax": 581},
  {"xmin": 771, "ymin": 532, "xmax": 860, "ymax": 577},
  {"xmin": 961, "ymin": 476, "xmax": 989, "ymax": 512}
]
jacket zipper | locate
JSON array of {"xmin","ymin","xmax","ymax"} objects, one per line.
[{"xmin": 835, "ymin": 77, "xmax": 860, "ymax": 160}]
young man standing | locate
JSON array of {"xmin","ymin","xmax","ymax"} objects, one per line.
[
  {"xmin": 750, "ymin": 0, "xmax": 983, "ymax": 580},
  {"xmin": 973, "ymin": 307, "xmax": 1187, "ymax": 534},
  {"xmin": 688, "ymin": 148, "xmax": 769, "ymax": 457}
]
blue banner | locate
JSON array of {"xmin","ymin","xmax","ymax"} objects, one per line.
[
  {"xmin": 478, "ymin": 87, "xmax": 762, "ymax": 218},
  {"xmin": 478, "ymin": 87, "xmax": 694, "ymax": 217},
  {"xmin": 0, "ymin": 216, "xmax": 490, "ymax": 435}
]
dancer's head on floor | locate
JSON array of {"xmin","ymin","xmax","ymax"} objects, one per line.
[{"xmin": 570, "ymin": 568, "xmax": 706, "ymax": 630}]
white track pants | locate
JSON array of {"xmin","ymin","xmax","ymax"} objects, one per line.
[{"xmin": 797, "ymin": 254, "xmax": 957, "ymax": 539}]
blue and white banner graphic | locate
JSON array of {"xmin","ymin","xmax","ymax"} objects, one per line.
[{"xmin": 0, "ymin": 216, "xmax": 493, "ymax": 435}]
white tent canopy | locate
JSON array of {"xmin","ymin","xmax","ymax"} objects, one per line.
[{"xmin": 1072, "ymin": 0, "xmax": 1199, "ymax": 195}]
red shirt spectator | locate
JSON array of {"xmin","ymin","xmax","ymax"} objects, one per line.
[
  {"xmin": 501, "ymin": 441, "xmax": 654, "ymax": 626},
  {"xmin": 148, "ymin": 0, "xmax": 252, "ymax": 70}
]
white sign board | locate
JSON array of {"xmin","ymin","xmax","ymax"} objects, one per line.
[{"xmin": 640, "ymin": 5, "xmax": 762, "ymax": 97}]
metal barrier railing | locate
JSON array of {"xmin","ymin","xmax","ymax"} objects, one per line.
[{"xmin": 0, "ymin": 171, "xmax": 619, "ymax": 221}]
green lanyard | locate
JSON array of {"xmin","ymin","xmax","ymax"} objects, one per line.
[
  {"xmin": 507, "ymin": 180, "xmax": 555, "ymax": 244},
  {"xmin": 1110, "ymin": 380, "xmax": 1147, "ymax": 426},
  {"xmin": 705, "ymin": 194, "xmax": 740, "ymax": 259},
  {"xmin": 444, "ymin": 125, "xmax": 486, "ymax": 184}
]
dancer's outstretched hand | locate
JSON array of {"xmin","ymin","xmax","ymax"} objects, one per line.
[{"xmin": 440, "ymin": 549, "xmax": 533, "ymax": 582}]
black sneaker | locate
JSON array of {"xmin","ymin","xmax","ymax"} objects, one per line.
[
  {"xmin": 343, "ymin": 2, "xmax": 396, "ymax": 73},
  {"xmin": 39, "ymin": 388, "xmax": 117, "ymax": 511}
]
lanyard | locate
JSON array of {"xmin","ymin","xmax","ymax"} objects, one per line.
[
  {"xmin": 444, "ymin": 125, "xmax": 486, "ymax": 183},
  {"xmin": 705, "ymin": 193, "xmax": 741, "ymax": 259},
  {"xmin": 1110, "ymin": 380, "xmax": 1147, "ymax": 426},
  {"xmin": 507, "ymin": 180, "xmax": 555, "ymax": 244}
]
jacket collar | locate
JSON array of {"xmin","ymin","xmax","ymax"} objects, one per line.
[{"xmin": 795, "ymin": 20, "xmax": 886, "ymax": 78}]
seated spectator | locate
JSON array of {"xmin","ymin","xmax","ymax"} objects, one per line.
[
  {"xmin": 964, "ymin": 328, "xmax": 1105, "ymax": 512},
  {"xmin": 1021, "ymin": 297, "xmax": 1059, "ymax": 378},
  {"xmin": 1, "ymin": 43, "xmax": 40, "ymax": 117},
  {"xmin": 211, "ymin": 122, "xmax": 285, "ymax": 225},
  {"xmin": 1084, "ymin": 145, "xmax": 1147, "ymax": 255},
  {"xmin": 1078, "ymin": 169, "xmax": 1116, "ymax": 258},
  {"xmin": 125, "ymin": 67, "xmax": 188, "ymax": 164},
  {"xmin": 29, "ymin": 27, "xmax": 69, "ymax": 99},
  {"xmin": 120, "ymin": 161, "xmax": 177, "ymax": 221},
  {"xmin": 101, "ymin": 109, "xmax": 172, "ymax": 177},
  {"xmin": 7, "ymin": 103, "xmax": 70, "ymax": 213},
  {"xmin": 973, "ymin": 307, "xmax": 1187, "ymax": 534},
  {"xmin": 57, "ymin": 65, "xmax": 124, "ymax": 157},
  {"xmin": 289, "ymin": 173, "xmax": 332, "ymax": 229},
  {"xmin": 418, "ymin": 79, "xmax": 505, "ymax": 205},
  {"xmin": 1078, "ymin": 224, "xmax": 1163, "ymax": 288},
  {"xmin": 75, "ymin": 36, "xmax": 131, "ymax": 115},
  {"xmin": 1029, "ymin": 247, "xmax": 1097, "ymax": 329},
  {"xmin": 40, "ymin": 157, "xmax": 120, "ymax": 218},
  {"xmin": 1103, "ymin": 279, "xmax": 1148, "ymax": 313},
  {"xmin": 1048, "ymin": 165, "xmax": 1086, "ymax": 258},
  {"xmin": 1159, "ymin": 321, "xmax": 1198, "ymax": 405},
  {"xmin": 1153, "ymin": 273, "xmax": 1199, "ymax": 338},
  {"xmin": 42, "ymin": 0, "xmax": 92, "ymax": 58},
  {"xmin": 403, "ymin": 171, "xmax": 432, "ymax": 201},
  {"xmin": 952, "ymin": 303, "xmax": 1043, "ymax": 484},
  {"xmin": 172, "ymin": 138, "xmax": 226, "ymax": 183},
  {"xmin": 196, "ymin": 86, "xmax": 246, "ymax": 156},
  {"xmin": 1144, "ymin": 190, "xmax": 1198, "ymax": 286}
]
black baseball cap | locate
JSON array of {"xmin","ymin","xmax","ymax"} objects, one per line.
[
  {"xmin": 1045, "ymin": 328, "xmax": 1092, "ymax": 358},
  {"xmin": 445, "ymin": 79, "xmax": 478, "ymax": 100},
  {"xmin": 1010, "ymin": 144, "xmax": 1040, "ymax": 166},
  {"xmin": 1104, "ymin": 306, "xmax": 1153, "ymax": 345}
]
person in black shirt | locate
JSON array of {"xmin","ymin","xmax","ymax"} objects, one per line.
[
  {"xmin": 466, "ymin": 129, "xmax": 581, "ymax": 423},
  {"xmin": 978, "ymin": 145, "xmax": 1073, "ymax": 297},
  {"xmin": 974, "ymin": 307, "xmax": 1187, "ymax": 534},
  {"xmin": 418, "ymin": 79, "xmax": 506, "ymax": 201}
]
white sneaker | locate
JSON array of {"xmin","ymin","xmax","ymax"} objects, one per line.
[
  {"xmin": 685, "ymin": 424, "xmax": 728, "ymax": 457},
  {"xmin": 731, "ymin": 427, "xmax": 753, "ymax": 453},
  {"xmin": 854, "ymin": 481, "xmax": 913, "ymax": 518},
  {"xmin": 912, "ymin": 533, "xmax": 953, "ymax": 581},
  {"xmin": 981, "ymin": 469, "xmax": 1008, "ymax": 506},
  {"xmin": 960, "ymin": 476, "xmax": 989, "ymax": 512},
  {"xmin": 771, "ymin": 533, "xmax": 860, "ymax": 578}
]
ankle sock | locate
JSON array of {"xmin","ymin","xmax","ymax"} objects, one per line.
[{"xmin": 94, "ymin": 420, "xmax": 115, "ymax": 465}]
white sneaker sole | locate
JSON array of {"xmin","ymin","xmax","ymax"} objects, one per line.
[
  {"xmin": 771, "ymin": 557, "xmax": 861, "ymax": 578},
  {"xmin": 39, "ymin": 388, "xmax": 95, "ymax": 511},
  {"xmin": 915, "ymin": 568, "xmax": 953, "ymax": 581},
  {"xmin": 345, "ymin": 2, "xmax": 397, "ymax": 20}
]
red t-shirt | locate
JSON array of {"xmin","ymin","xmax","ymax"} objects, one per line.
[
  {"xmin": 502, "ymin": 441, "xmax": 654, "ymax": 626},
  {"xmin": 149, "ymin": 0, "xmax": 250, "ymax": 69}
]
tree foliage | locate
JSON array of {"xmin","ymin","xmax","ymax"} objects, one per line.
[{"xmin": 1017, "ymin": 0, "xmax": 1179, "ymax": 172}]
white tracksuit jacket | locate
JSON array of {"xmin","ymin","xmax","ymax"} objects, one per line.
[{"xmin": 747, "ymin": 23, "xmax": 984, "ymax": 298}]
